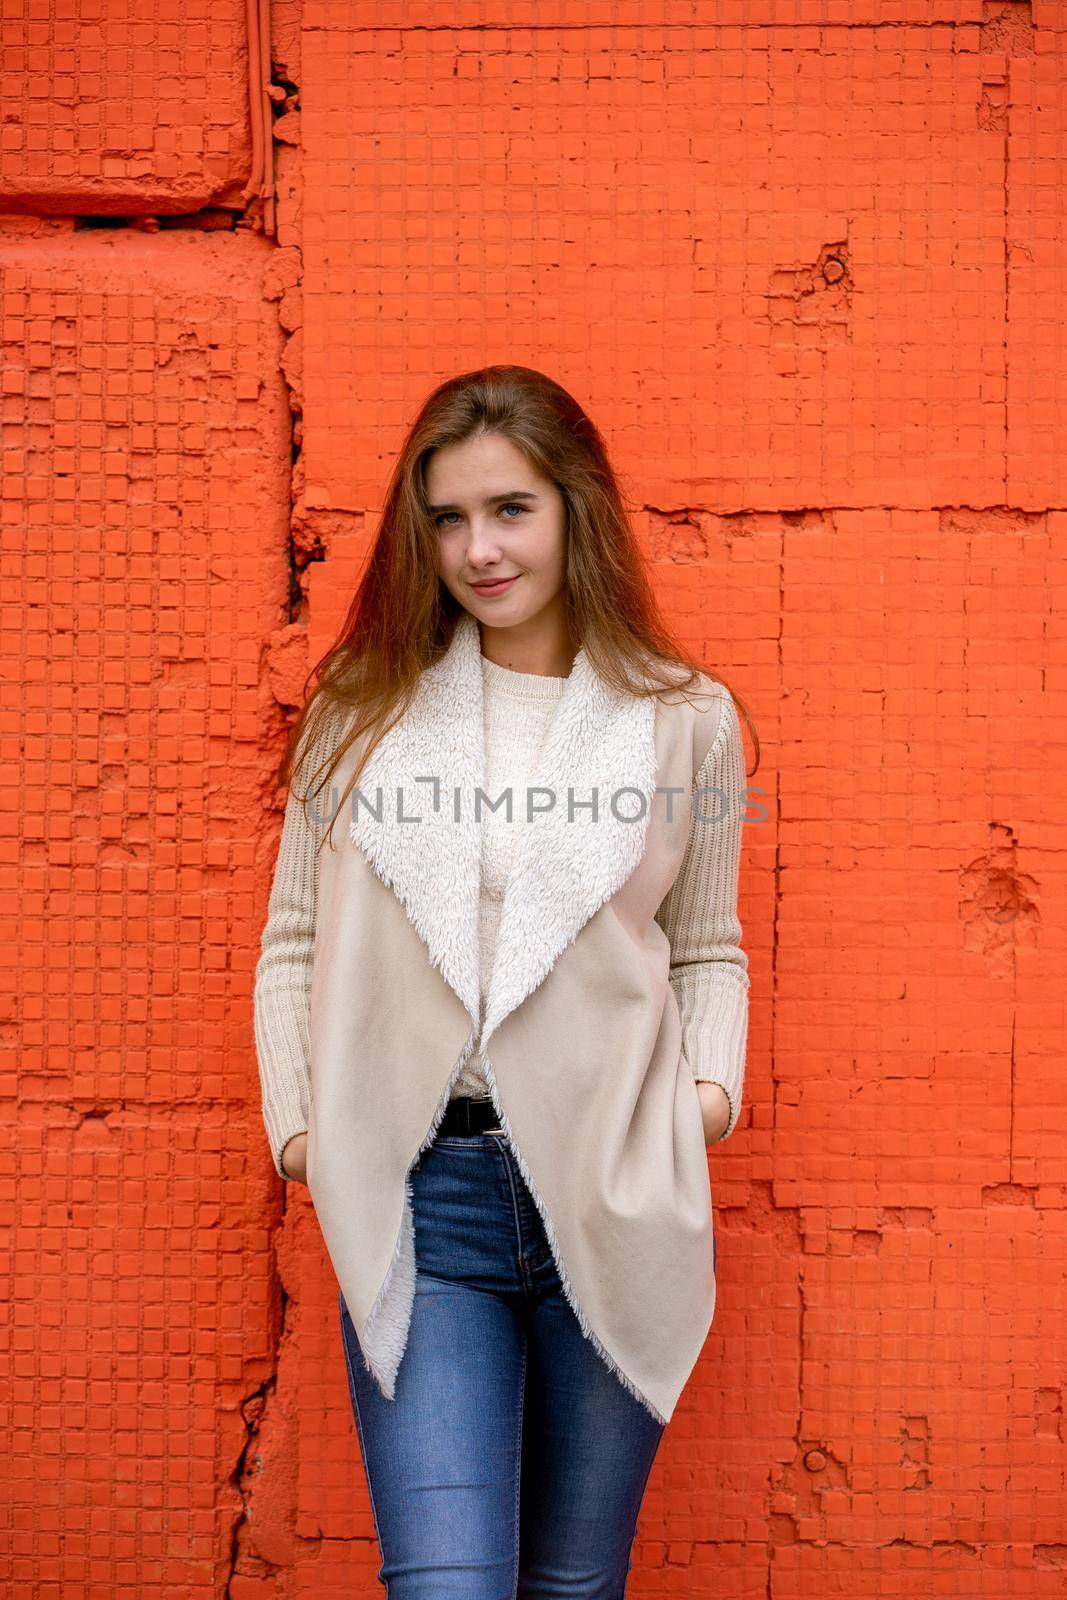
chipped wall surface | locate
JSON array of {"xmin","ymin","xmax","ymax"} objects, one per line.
[
  {"xmin": 0, "ymin": 2, "xmax": 255, "ymax": 214},
  {"xmin": 3, "ymin": 1, "xmax": 1067, "ymax": 1594}
]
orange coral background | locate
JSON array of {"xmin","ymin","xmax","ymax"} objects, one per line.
[{"xmin": 3, "ymin": 2, "xmax": 1066, "ymax": 1594}]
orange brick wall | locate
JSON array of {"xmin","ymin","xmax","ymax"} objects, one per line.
[{"xmin": 3, "ymin": 3, "xmax": 1066, "ymax": 1595}]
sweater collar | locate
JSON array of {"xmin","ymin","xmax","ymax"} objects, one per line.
[
  {"xmin": 348, "ymin": 610, "xmax": 658, "ymax": 1047},
  {"xmin": 480, "ymin": 652, "xmax": 569, "ymax": 701}
]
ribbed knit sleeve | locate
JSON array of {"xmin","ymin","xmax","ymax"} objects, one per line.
[
  {"xmin": 253, "ymin": 706, "xmax": 345, "ymax": 1180},
  {"xmin": 654, "ymin": 688, "xmax": 750, "ymax": 1143}
]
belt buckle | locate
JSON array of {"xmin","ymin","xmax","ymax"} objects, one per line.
[{"xmin": 483, "ymin": 1099, "xmax": 504, "ymax": 1135}]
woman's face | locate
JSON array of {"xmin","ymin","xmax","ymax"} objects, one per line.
[{"xmin": 427, "ymin": 431, "xmax": 569, "ymax": 639}]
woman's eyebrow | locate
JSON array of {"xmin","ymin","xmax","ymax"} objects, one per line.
[{"xmin": 428, "ymin": 489, "xmax": 540, "ymax": 514}]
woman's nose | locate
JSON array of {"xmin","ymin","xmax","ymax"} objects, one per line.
[{"xmin": 466, "ymin": 523, "xmax": 503, "ymax": 559}]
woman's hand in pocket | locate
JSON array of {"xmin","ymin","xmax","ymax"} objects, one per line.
[
  {"xmin": 281, "ymin": 1132, "xmax": 309, "ymax": 1184},
  {"xmin": 695, "ymin": 1083, "xmax": 730, "ymax": 1146}
]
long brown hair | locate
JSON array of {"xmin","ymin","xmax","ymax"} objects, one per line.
[{"xmin": 276, "ymin": 364, "xmax": 759, "ymax": 842}]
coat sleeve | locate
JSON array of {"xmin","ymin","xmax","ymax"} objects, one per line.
[
  {"xmin": 253, "ymin": 707, "xmax": 344, "ymax": 1180},
  {"xmin": 654, "ymin": 687, "xmax": 750, "ymax": 1143}
]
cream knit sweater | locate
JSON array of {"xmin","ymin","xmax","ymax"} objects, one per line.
[
  {"xmin": 451, "ymin": 654, "xmax": 569, "ymax": 1097},
  {"xmin": 254, "ymin": 655, "xmax": 750, "ymax": 1178}
]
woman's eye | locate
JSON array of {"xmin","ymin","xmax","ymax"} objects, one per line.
[{"xmin": 434, "ymin": 504, "xmax": 528, "ymax": 528}]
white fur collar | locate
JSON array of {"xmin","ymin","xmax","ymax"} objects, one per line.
[{"xmin": 348, "ymin": 611, "xmax": 658, "ymax": 1047}]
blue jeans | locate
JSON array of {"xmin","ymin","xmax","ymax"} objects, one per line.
[{"xmin": 338, "ymin": 1130, "xmax": 667, "ymax": 1598}]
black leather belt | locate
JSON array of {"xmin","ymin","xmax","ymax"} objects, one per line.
[{"xmin": 436, "ymin": 1095, "xmax": 503, "ymax": 1136}]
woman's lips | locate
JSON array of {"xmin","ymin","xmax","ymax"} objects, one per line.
[{"xmin": 470, "ymin": 575, "xmax": 519, "ymax": 596}]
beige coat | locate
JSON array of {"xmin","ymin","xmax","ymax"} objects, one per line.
[{"xmin": 301, "ymin": 612, "xmax": 738, "ymax": 1425}]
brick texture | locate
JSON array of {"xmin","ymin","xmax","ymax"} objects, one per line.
[{"xmin": 0, "ymin": 1, "xmax": 253, "ymax": 213}]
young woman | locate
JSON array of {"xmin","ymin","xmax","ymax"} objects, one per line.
[{"xmin": 254, "ymin": 364, "xmax": 757, "ymax": 1597}]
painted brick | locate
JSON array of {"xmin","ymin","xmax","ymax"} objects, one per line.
[
  {"xmin": 0, "ymin": 230, "xmax": 294, "ymax": 1593},
  {"xmin": 0, "ymin": 2, "xmax": 253, "ymax": 213}
]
